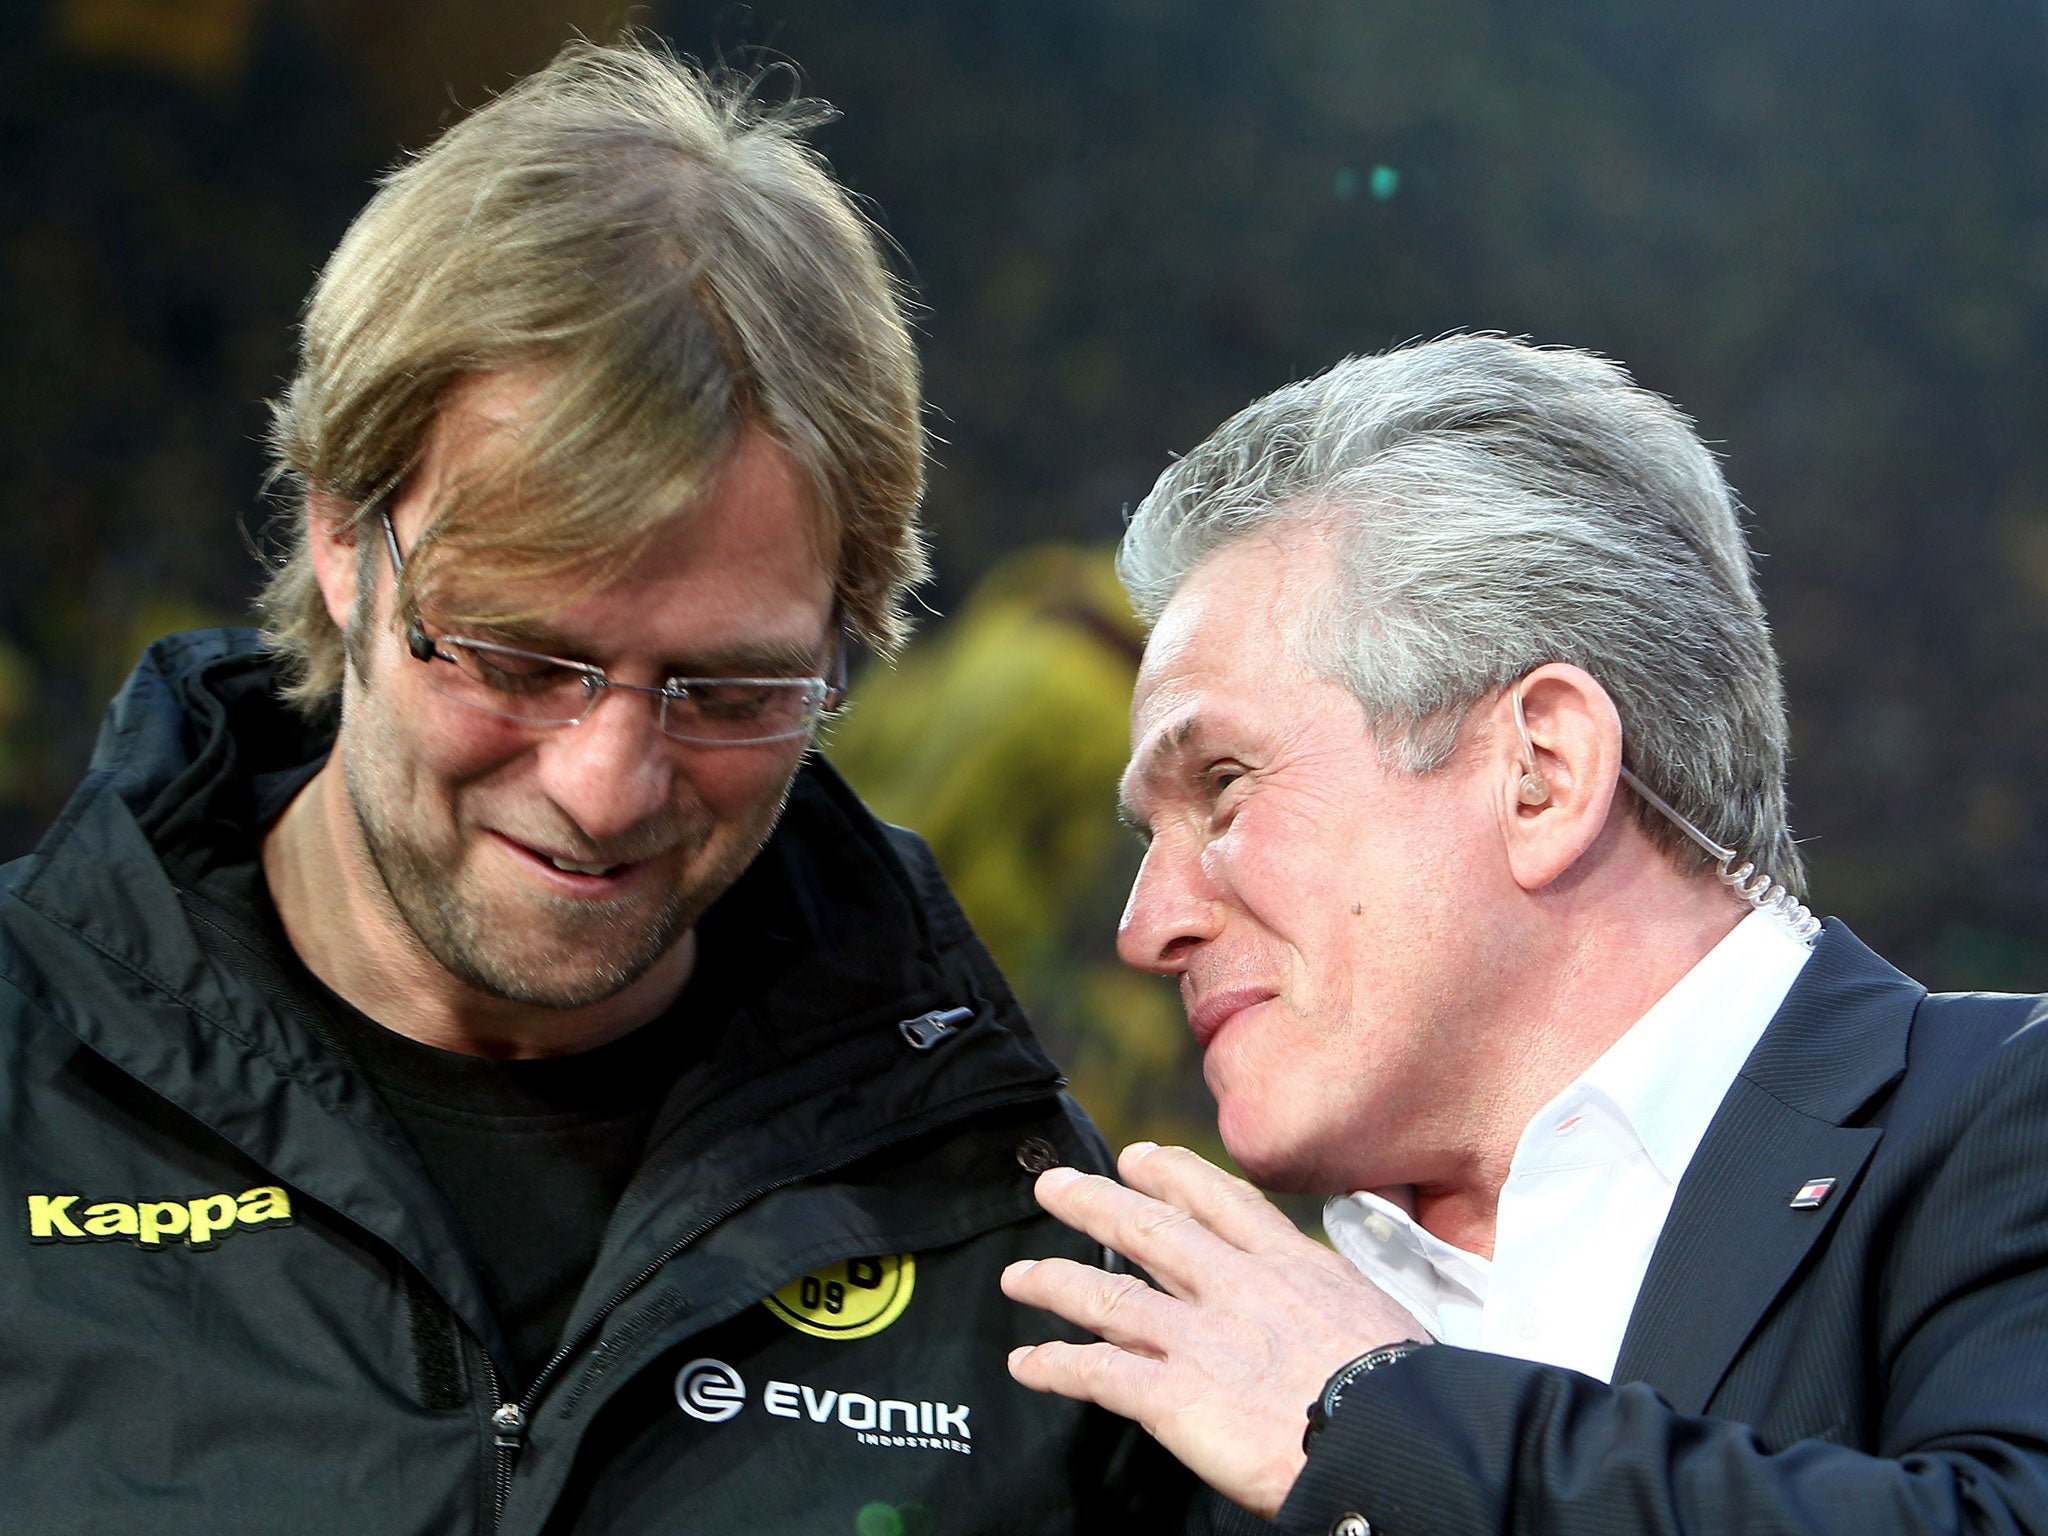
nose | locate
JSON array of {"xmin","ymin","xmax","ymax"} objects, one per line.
[
  {"xmin": 530, "ymin": 685, "xmax": 680, "ymax": 843},
  {"xmin": 1117, "ymin": 832, "xmax": 1221, "ymax": 976}
]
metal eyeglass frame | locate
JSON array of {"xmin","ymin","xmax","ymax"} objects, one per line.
[{"xmin": 377, "ymin": 507, "xmax": 845, "ymax": 746}]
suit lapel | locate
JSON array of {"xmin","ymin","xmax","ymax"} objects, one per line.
[
  {"xmin": 1611, "ymin": 1085, "xmax": 1880, "ymax": 1409},
  {"xmin": 1611, "ymin": 922, "xmax": 1920, "ymax": 1411}
]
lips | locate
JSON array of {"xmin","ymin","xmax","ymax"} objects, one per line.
[
  {"xmin": 1184, "ymin": 986, "xmax": 1278, "ymax": 1049},
  {"xmin": 488, "ymin": 830, "xmax": 655, "ymax": 891}
]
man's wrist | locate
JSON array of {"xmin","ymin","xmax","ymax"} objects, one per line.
[{"xmin": 1302, "ymin": 1341, "xmax": 1431, "ymax": 1454}]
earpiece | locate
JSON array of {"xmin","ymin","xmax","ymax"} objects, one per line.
[
  {"xmin": 1510, "ymin": 687, "xmax": 1549, "ymax": 806},
  {"xmin": 1510, "ymin": 674, "xmax": 1819, "ymax": 941}
]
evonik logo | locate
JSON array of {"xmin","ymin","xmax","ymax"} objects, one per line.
[
  {"xmin": 672, "ymin": 1360, "xmax": 973, "ymax": 1455},
  {"xmin": 675, "ymin": 1358, "xmax": 746, "ymax": 1423},
  {"xmin": 27, "ymin": 1186, "xmax": 294, "ymax": 1250},
  {"xmin": 766, "ymin": 1377, "xmax": 972, "ymax": 1456}
]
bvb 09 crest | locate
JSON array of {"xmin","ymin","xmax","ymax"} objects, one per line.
[{"xmin": 764, "ymin": 1254, "xmax": 916, "ymax": 1340}]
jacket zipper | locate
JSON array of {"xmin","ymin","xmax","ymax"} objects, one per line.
[
  {"xmin": 64, "ymin": 785, "xmax": 1063, "ymax": 1529},
  {"xmin": 86, "ymin": 914, "xmax": 1054, "ymax": 1533},
  {"xmin": 483, "ymin": 1355, "xmax": 522, "ymax": 1528},
  {"xmin": 479, "ymin": 1075, "xmax": 1061, "ymax": 1533}
]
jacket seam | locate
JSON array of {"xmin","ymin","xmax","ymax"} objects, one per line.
[{"xmin": 6, "ymin": 887, "xmax": 416, "ymax": 1156}]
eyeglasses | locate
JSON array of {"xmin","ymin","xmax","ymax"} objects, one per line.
[{"xmin": 378, "ymin": 509, "xmax": 843, "ymax": 746}]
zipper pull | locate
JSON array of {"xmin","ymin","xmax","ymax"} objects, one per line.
[
  {"xmin": 490, "ymin": 1401, "xmax": 528, "ymax": 1453},
  {"xmin": 899, "ymin": 1005, "xmax": 974, "ymax": 1051}
]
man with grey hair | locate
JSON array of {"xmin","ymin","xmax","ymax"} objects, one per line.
[
  {"xmin": 1003, "ymin": 335, "xmax": 2048, "ymax": 1535},
  {"xmin": 0, "ymin": 37, "xmax": 1179, "ymax": 1534}
]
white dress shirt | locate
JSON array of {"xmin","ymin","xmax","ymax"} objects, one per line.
[{"xmin": 1324, "ymin": 910, "xmax": 1814, "ymax": 1383}]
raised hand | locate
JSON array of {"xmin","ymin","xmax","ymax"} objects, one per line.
[{"xmin": 1002, "ymin": 1141, "xmax": 1426, "ymax": 1518}]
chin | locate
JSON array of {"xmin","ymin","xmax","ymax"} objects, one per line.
[
  {"xmin": 441, "ymin": 917, "xmax": 684, "ymax": 1011},
  {"xmin": 1215, "ymin": 1098, "xmax": 1333, "ymax": 1196}
]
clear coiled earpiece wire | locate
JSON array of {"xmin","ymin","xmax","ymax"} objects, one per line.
[{"xmin": 1511, "ymin": 686, "xmax": 1820, "ymax": 944}]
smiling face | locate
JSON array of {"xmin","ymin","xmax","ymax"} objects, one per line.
[
  {"xmin": 318, "ymin": 372, "xmax": 836, "ymax": 1019},
  {"xmin": 1117, "ymin": 529, "xmax": 1519, "ymax": 1196}
]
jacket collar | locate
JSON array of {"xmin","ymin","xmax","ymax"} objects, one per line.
[
  {"xmin": 3, "ymin": 630, "xmax": 1061, "ymax": 1359},
  {"xmin": 1611, "ymin": 920, "xmax": 1919, "ymax": 1407}
]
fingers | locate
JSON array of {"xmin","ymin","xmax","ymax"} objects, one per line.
[
  {"xmin": 1025, "ymin": 1144, "xmax": 1328, "ymax": 1302},
  {"xmin": 1028, "ymin": 1165, "xmax": 1232, "ymax": 1299},
  {"xmin": 1004, "ymin": 1258, "xmax": 1325, "ymax": 1522},
  {"xmin": 1005, "ymin": 1145, "xmax": 1429, "ymax": 1521},
  {"xmin": 1115, "ymin": 1141, "xmax": 1310, "ymax": 1252},
  {"xmin": 1004, "ymin": 1337, "xmax": 1166, "ymax": 1429},
  {"xmin": 1001, "ymin": 1255, "xmax": 1175, "ymax": 1355}
]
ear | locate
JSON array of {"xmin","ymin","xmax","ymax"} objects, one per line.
[
  {"xmin": 304, "ymin": 489, "xmax": 362, "ymax": 630},
  {"xmin": 1489, "ymin": 662, "xmax": 1624, "ymax": 893}
]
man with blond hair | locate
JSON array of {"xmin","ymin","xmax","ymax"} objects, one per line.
[
  {"xmin": 0, "ymin": 39, "xmax": 1177, "ymax": 1534},
  {"xmin": 1005, "ymin": 335, "xmax": 2048, "ymax": 1536}
]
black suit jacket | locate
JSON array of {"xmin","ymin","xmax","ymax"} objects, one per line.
[{"xmin": 1277, "ymin": 921, "xmax": 2048, "ymax": 1536}]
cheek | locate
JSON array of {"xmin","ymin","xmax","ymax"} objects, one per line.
[
  {"xmin": 353, "ymin": 678, "xmax": 530, "ymax": 800},
  {"xmin": 678, "ymin": 747, "xmax": 804, "ymax": 823},
  {"xmin": 411, "ymin": 713, "xmax": 526, "ymax": 787},
  {"xmin": 1197, "ymin": 835, "xmax": 1231, "ymax": 893},
  {"xmin": 1199, "ymin": 811, "xmax": 1275, "ymax": 896},
  {"xmin": 1208, "ymin": 813, "xmax": 1340, "ymax": 939}
]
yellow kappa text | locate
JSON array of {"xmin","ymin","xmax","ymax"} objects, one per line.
[{"xmin": 26, "ymin": 1186, "xmax": 294, "ymax": 1249}]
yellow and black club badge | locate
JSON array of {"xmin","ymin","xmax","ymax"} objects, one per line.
[{"xmin": 764, "ymin": 1253, "xmax": 916, "ymax": 1340}]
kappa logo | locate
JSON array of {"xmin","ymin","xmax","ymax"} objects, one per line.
[
  {"xmin": 26, "ymin": 1187, "xmax": 294, "ymax": 1250},
  {"xmin": 764, "ymin": 1253, "xmax": 916, "ymax": 1340},
  {"xmin": 675, "ymin": 1358, "xmax": 747, "ymax": 1423}
]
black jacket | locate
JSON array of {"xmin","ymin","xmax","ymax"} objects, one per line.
[
  {"xmin": 0, "ymin": 629, "xmax": 1182, "ymax": 1535},
  {"xmin": 1278, "ymin": 924, "xmax": 2048, "ymax": 1536}
]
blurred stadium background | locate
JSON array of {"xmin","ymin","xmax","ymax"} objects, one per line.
[{"xmin": 4, "ymin": 0, "xmax": 2047, "ymax": 1156}]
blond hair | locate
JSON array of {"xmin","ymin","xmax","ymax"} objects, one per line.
[{"xmin": 262, "ymin": 37, "xmax": 925, "ymax": 709}]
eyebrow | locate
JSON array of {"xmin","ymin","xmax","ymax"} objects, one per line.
[
  {"xmin": 461, "ymin": 618, "xmax": 829, "ymax": 678},
  {"xmin": 1117, "ymin": 712, "xmax": 1204, "ymax": 835},
  {"xmin": 1114, "ymin": 798, "xmax": 1149, "ymax": 841}
]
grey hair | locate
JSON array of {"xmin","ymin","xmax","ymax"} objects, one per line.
[{"xmin": 1116, "ymin": 334, "xmax": 1802, "ymax": 892}]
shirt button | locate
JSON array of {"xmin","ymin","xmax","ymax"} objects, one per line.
[
  {"xmin": 1363, "ymin": 1213, "xmax": 1395, "ymax": 1243},
  {"xmin": 1332, "ymin": 1514, "xmax": 1371, "ymax": 1536}
]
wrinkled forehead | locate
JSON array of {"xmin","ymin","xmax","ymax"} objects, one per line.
[
  {"xmin": 399, "ymin": 369, "xmax": 834, "ymax": 614},
  {"xmin": 1131, "ymin": 527, "xmax": 1335, "ymax": 722},
  {"xmin": 1119, "ymin": 532, "xmax": 1341, "ymax": 822}
]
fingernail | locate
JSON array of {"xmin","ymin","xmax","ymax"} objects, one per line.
[
  {"xmin": 1004, "ymin": 1259, "xmax": 1038, "ymax": 1281},
  {"xmin": 1007, "ymin": 1346, "xmax": 1031, "ymax": 1370},
  {"xmin": 1038, "ymin": 1165, "xmax": 1081, "ymax": 1191},
  {"xmin": 1125, "ymin": 1140, "xmax": 1160, "ymax": 1159}
]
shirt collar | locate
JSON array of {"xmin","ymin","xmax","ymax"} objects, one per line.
[
  {"xmin": 1569, "ymin": 909, "xmax": 1813, "ymax": 1183},
  {"xmin": 1324, "ymin": 1187, "xmax": 1488, "ymax": 1341},
  {"xmin": 1324, "ymin": 909, "xmax": 1814, "ymax": 1318}
]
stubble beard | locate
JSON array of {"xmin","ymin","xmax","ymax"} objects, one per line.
[{"xmin": 340, "ymin": 729, "xmax": 787, "ymax": 1012}]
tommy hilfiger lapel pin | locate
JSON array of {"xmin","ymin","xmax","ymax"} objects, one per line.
[{"xmin": 1789, "ymin": 1177, "xmax": 1837, "ymax": 1210}]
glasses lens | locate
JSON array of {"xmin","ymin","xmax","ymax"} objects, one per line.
[
  {"xmin": 430, "ymin": 639, "xmax": 595, "ymax": 725},
  {"xmin": 661, "ymin": 679, "xmax": 825, "ymax": 744}
]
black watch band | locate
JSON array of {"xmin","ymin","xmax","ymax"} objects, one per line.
[{"xmin": 1301, "ymin": 1341, "xmax": 1430, "ymax": 1454}]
